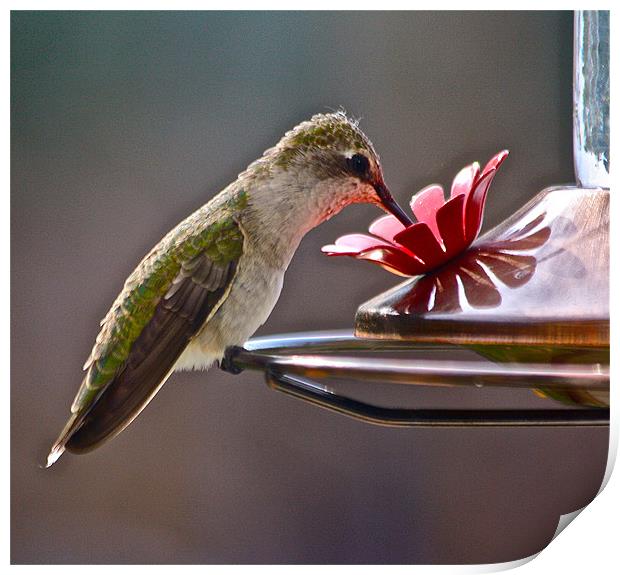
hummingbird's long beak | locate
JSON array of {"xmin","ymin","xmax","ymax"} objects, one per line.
[{"xmin": 373, "ymin": 183, "xmax": 414, "ymax": 227}]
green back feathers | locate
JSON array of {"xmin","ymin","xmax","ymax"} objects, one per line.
[{"xmin": 71, "ymin": 190, "xmax": 247, "ymax": 414}]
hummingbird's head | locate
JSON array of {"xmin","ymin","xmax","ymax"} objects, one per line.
[{"xmin": 255, "ymin": 112, "xmax": 413, "ymax": 227}]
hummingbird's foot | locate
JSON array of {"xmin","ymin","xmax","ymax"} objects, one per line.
[{"xmin": 219, "ymin": 346, "xmax": 245, "ymax": 375}]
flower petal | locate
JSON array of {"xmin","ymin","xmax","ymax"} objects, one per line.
[
  {"xmin": 354, "ymin": 246, "xmax": 430, "ymax": 276},
  {"xmin": 321, "ymin": 233, "xmax": 393, "ymax": 256},
  {"xmin": 368, "ymin": 214, "xmax": 406, "ymax": 242},
  {"xmin": 409, "ymin": 184, "xmax": 445, "ymax": 242},
  {"xmin": 435, "ymin": 194, "xmax": 467, "ymax": 256},
  {"xmin": 463, "ymin": 151, "xmax": 509, "ymax": 243},
  {"xmin": 393, "ymin": 222, "xmax": 447, "ymax": 268},
  {"xmin": 464, "ymin": 169, "xmax": 496, "ymax": 244},
  {"xmin": 322, "ymin": 244, "xmax": 364, "ymax": 255},
  {"xmin": 451, "ymin": 162, "xmax": 480, "ymax": 198},
  {"xmin": 482, "ymin": 149, "xmax": 509, "ymax": 176}
]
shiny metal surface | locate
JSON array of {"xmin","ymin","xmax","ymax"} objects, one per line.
[
  {"xmin": 225, "ymin": 328, "xmax": 609, "ymax": 427},
  {"xmin": 233, "ymin": 344, "xmax": 608, "ymax": 392},
  {"xmin": 266, "ymin": 373, "xmax": 609, "ymax": 428}
]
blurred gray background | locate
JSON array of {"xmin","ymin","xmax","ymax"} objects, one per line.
[{"xmin": 12, "ymin": 11, "xmax": 608, "ymax": 564}]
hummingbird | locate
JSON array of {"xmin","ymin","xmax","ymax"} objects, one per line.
[{"xmin": 45, "ymin": 111, "xmax": 413, "ymax": 467}]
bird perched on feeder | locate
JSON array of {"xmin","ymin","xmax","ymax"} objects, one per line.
[{"xmin": 45, "ymin": 111, "xmax": 412, "ymax": 467}]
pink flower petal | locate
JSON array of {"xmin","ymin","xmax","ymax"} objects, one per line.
[
  {"xmin": 354, "ymin": 246, "xmax": 429, "ymax": 276},
  {"xmin": 450, "ymin": 162, "xmax": 480, "ymax": 198},
  {"xmin": 321, "ymin": 244, "xmax": 362, "ymax": 255},
  {"xmin": 409, "ymin": 185, "xmax": 445, "ymax": 242},
  {"xmin": 393, "ymin": 222, "xmax": 446, "ymax": 268},
  {"xmin": 481, "ymin": 149, "xmax": 509, "ymax": 175},
  {"xmin": 435, "ymin": 194, "xmax": 467, "ymax": 256},
  {"xmin": 464, "ymin": 169, "xmax": 496, "ymax": 244},
  {"xmin": 368, "ymin": 214, "xmax": 406, "ymax": 242},
  {"xmin": 321, "ymin": 233, "xmax": 393, "ymax": 255}
]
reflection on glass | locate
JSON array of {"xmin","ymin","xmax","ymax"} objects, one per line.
[{"xmin": 394, "ymin": 214, "xmax": 552, "ymax": 314}]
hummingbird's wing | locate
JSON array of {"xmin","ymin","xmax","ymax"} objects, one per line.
[{"xmin": 46, "ymin": 207, "xmax": 245, "ymax": 466}]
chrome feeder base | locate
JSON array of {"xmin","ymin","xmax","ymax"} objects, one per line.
[{"xmin": 222, "ymin": 329, "xmax": 608, "ymax": 428}]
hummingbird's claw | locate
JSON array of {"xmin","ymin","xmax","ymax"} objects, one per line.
[{"xmin": 219, "ymin": 346, "xmax": 245, "ymax": 375}]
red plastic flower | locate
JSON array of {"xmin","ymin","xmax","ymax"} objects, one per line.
[{"xmin": 322, "ymin": 150, "xmax": 509, "ymax": 276}]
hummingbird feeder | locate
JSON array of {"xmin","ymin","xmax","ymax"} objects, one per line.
[{"xmin": 222, "ymin": 11, "xmax": 609, "ymax": 428}]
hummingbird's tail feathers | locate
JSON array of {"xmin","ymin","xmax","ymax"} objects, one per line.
[
  {"xmin": 43, "ymin": 445, "xmax": 65, "ymax": 468},
  {"xmin": 45, "ymin": 248, "xmax": 239, "ymax": 460},
  {"xmin": 43, "ymin": 411, "xmax": 84, "ymax": 468},
  {"xmin": 64, "ymin": 255, "xmax": 239, "ymax": 453}
]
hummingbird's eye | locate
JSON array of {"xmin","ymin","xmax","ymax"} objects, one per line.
[{"xmin": 347, "ymin": 153, "xmax": 370, "ymax": 177}]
